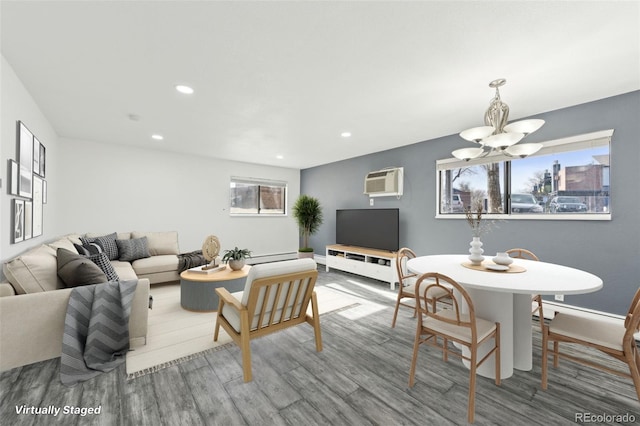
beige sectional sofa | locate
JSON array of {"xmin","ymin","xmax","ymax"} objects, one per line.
[{"xmin": 0, "ymin": 231, "xmax": 182, "ymax": 371}]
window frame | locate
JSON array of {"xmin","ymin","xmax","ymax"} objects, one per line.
[
  {"xmin": 435, "ymin": 129, "xmax": 613, "ymax": 221},
  {"xmin": 229, "ymin": 176, "xmax": 288, "ymax": 217}
]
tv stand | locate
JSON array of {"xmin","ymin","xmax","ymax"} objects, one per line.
[{"xmin": 325, "ymin": 245, "xmax": 398, "ymax": 290}]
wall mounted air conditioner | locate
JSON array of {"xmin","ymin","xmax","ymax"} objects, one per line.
[{"xmin": 364, "ymin": 167, "xmax": 404, "ymax": 197}]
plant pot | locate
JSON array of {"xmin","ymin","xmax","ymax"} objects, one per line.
[
  {"xmin": 298, "ymin": 251, "xmax": 314, "ymax": 259},
  {"xmin": 228, "ymin": 259, "xmax": 245, "ymax": 271}
]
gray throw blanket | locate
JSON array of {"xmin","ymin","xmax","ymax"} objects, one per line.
[
  {"xmin": 177, "ymin": 250, "xmax": 207, "ymax": 272},
  {"xmin": 60, "ymin": 280, "xmax": 137, "ymax": 386}
]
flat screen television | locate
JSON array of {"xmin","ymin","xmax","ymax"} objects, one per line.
[{"xmin": 336, "ymin": 208, "xmax": 399, "ymax": 252}]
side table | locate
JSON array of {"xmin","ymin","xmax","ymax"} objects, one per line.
[{"xmin": 180, "ymin": 265, "xmax": 250, "ymax": 312}]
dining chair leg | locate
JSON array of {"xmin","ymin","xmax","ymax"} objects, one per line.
[
  {"xmin": 626, "ymin": 350, "xmax": 640, "ymax": 400},
  {"xmin": 443, "ymin": 337, "xmax": 448, "ymax": 362},
  {"xmin": 541, "ymin": 325, "xmax": 549, "ymax": 390},
  {"xmin": 468, "ymin": 350, "xmax": 477, "ymax": 424},
  {"xmin": 391, "ymin": 296, "xmax": 401, "ymax": 328},
  {"xmin": 494, "ymin": 323, "xmax": 501, "ymax": 386},
  {"xmin": 408, "ymin": 326, "xmax": 422, "ymax": 387},
  {"xmin": 553, "ymin": 341, "xmax": 560, "ymax": 367}
]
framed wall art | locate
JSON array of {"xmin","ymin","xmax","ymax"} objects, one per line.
[
  {"xmin": 32, "ymin": 176, "xmax": 43, "ymax": 237},
  {"xmin": 24, "ymin": 200, "xmax": 33, "ymax": 240},
  {"xmin": 18, "ymin": 121, "xmax": 33, "ymax": 198},
  {"xmin": 8, "ymin": 159, "xmax": 19, "ymax": 196},
  {"xmin": 39, "ymin": 142, "xmax": 46, "ymax": 177},
  {"xmin": 13, "ymin": 199, "xmax": 25, "ymax": 243}
]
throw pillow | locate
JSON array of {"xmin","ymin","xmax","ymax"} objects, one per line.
[
  {"xmin": 116, "ymin": 237, "xmax": 151, "ymax": 262},
  {"xmin": 88, "ymin": 252, "xmax": 120, "ymax": 282},
  {"xmin": 81, "ymin": 232, "xmax": 119, "ymax": 261},
  {"xmin": 57, "ymin": 248, "xmax": 107, "ymax": 288},
  {"xmin": 74, "ymin": 242, "xmax": 103, "ymax": 256}
]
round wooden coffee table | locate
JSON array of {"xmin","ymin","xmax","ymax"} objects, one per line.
[{"xmin": 180, "ymin": 265, "xmax": 250, "ymax": 312}]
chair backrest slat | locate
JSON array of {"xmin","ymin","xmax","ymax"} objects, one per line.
[{"xmin": 245, "ymin": 268, "xmax": 318, "ymax": 331}]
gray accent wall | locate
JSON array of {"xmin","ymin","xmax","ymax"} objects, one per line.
[{"xmin": 302, "ymin": 91, "xmax": 640, "ymax": 316}]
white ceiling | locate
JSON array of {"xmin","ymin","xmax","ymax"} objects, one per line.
[{"xmin": 1, "ymin": 1, "xmax": 638, "ymax": 169}]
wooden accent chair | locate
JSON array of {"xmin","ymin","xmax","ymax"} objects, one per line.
[
  {"xmin": 506, "ymin": 248, "xmax": 543, "ymax": 330},
  {"xmin": 391, "ymin": 248, "xmax": 449, "ymax": 328},
  {"xmin": 408, "ymin": 273, "xmax": 501, "ymax": 423},
  {"xmin": 213, "ymin": 258, "xmax": 322, "ymax": 382},
  {"xmin": 541, "ymin": 287, "xmax": 640, "ymax": 400}
]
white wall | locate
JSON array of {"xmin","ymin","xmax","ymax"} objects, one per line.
[
  {"xmin": 2, "ymin": 53, "xmax": 300, "ymax": 265},
  {"xmin": 56, "ymin": 138, "xmax": 300, "ymax": 255},
  {"xmin": 1, "ymin": 55, "xmax": 60, "ymax": 261}
]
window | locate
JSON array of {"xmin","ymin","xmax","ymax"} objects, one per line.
[
  {"xmin": 230, "ymin": 177, "xmax": 287, "ymax": 216},
  {"xmin": 437, "ymin": 130, "xmax": 612, "ymax": 220}
]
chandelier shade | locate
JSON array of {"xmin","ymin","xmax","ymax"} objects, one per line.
[
  {"xmin": 452, "ymin": 147, "xmax": 485, "ymax": 161},
  {"xmin": 455, "ymin": 79, "xmax": 544, "ymax": 160},
  {"xmin": 503, "ymin": 119, "xmax": 545, "ymax": 136},
  {"xmin": 460, "ymin": 126, "xmax": 495, "ymax": 143},
  {"xmin": 504, "ymin": 143, "xmax": 543, "ymax": 158}
]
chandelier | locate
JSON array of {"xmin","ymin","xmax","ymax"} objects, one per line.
[{"xmin": 453, "ymin": 78, "xmax": 544, "ymax": 161}]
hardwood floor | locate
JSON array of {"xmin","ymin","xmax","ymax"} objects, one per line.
[{"xmin": 1, "ymin": 268, "xmax": 638, "ymax": 425}]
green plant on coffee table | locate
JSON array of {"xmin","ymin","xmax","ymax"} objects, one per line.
[{"xmin": 222, "ymin": 247, "xmax": 252, "ymax": 263}]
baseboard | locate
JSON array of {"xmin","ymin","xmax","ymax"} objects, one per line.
[
  {"xmin": 246, "ymin": 252, "xmax": 327, "ymax": 266},
  {"xmin": 246, "ymin": 252, "xmax": 298, "ymax": 265}
]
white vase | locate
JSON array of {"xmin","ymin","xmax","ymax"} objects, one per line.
[
  {"xmin": 468, "ymin": 237, "xmax": 485, "ymax": 265},
  {"xmin": 493, "ymin": 252, "xmax": 514, "ymax": 266}
]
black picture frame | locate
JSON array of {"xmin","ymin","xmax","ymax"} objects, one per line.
[
  {"xmin": 8, "ymin": 159, "xmax": 19, "ymax": 196},
  {"xmin": 32, "ymin": 176, "xmax": 43, "ymax": 237},
  {"xmin": 18, "ymin": 121, "xmax": 33, "ymax": 198},
  {"xmin": 13, "ymin": 199, "xmax": 25, "ymax": 243},
  {"xmin": 39, "ymin": 143, "xmax": 46, "ymax": 177},
  {"xmin": 24, "ymin": 200, "xmax": 33, "ymax": 240}
]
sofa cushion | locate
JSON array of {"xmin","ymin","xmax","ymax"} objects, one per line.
[
  {"xmin": 132, "ymin": 255, "xmax": 179, "ymax": 275},
  {"xmin": 2, "ymin": 244, "xmax": 62, "ymax": 294},
  {"xmin": 47, "ymin": 237, "xmax": 77, "ymax": 253},
  {"xmin": 116, "ymin": 237, "xmax": 151, "ymax": 262},
  {"xmin": 131, "ymin": 231, "xmax": 179, "ymax": 256},
  {"xmin": 110, "ymin": 261, "xmax": 138, "ymax": 281},
  {"xmin": 81, "ymin": 232, "xmax": 119, "ymax": 260},
  {"xmin": 56, "ymin": 248, "xmax": 107, "ymax": 287},
  {"xmin": 88, "ymin": 252, "xmax": 119, "ymax": 281}
]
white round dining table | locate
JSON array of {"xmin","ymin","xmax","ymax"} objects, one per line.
[{"xmin": 406, "ymin": 254, "xmax": 603, "ymax": 379}]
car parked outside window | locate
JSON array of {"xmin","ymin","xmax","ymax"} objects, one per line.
[
  {"xmin": 510, "ymin": 193, "xmax": 543, "ymax": 213},
  {"xmin": 549, "ymin": 196, "xmax": 588, "ymax": 213}
]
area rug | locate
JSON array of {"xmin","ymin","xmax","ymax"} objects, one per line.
[{"xmin": 125, "ymin": 282, "xmax": 364, "ymax": 378}]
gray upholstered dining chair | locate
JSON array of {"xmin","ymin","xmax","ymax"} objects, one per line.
[
  {"xmin": 541, "ymin": 287, "xmax": 640, "ymax": 400},
  {"xmin": 408, "ymin": 272, "xmax": 501, "ymax": 423},
  {"xmin": 391, "ymin": 247, "xmax": 449, "ymax": 328}
]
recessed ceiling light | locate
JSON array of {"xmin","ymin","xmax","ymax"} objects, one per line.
[
  {"xmin": 175, "ymin": 85, "xmax": 194, "ymax": 94},
  {"xmin": 276, "ymin": 155, "xmax": 284, "ymax": 160},
  {"xmin": 341, "ymin": 132, "xmax": 352, "ymax": 138},
  {"xmin": 151, "ymin": 134, "xmax": 164, "ymax": 140}
]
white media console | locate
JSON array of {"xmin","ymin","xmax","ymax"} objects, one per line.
[{"xmin": 325, "ymin": 244, "xmax": 398, "ymax": 290}]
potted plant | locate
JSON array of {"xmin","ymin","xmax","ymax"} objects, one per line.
[
  {"xmin": 222, "ymin": 247, "xmax": 252, "ymax": 271},
  {"xmin": 292, "ymin": 194, "xmax": 323, "ymax": 258}
]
